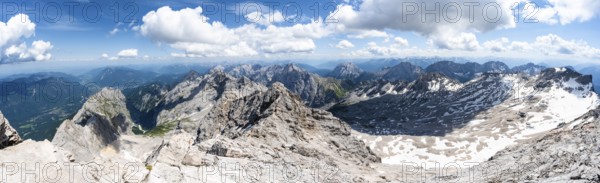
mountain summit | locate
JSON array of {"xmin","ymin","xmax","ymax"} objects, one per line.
[
  {"xmin": 52, "ymin": 88, "xmax": 133, "ymax": 160},
  {"xmin": 328, "ymin": 62, "xmax": 364, "ymax": 81}
]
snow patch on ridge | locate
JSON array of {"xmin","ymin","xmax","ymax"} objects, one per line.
[{"xmin": 354, "ymin": 74, "xmax": 599, "ymax": 166}]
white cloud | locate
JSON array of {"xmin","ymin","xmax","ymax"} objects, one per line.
[
  {"xmin": 4, "ymin": 41, "xmax": 53, "ymax": 62},
  {"xmin": 139, "ymin": 6, "xmax": 331, "ymax": 57},
  {"xmin": 393, "ymin": 37, "xmax": 409, "ymax": 47},
  {"xmin": 481, "ymin": 34, "xmax": 600, "ymax": 58},
  {"xmin": 430, "ymin": 32, "xmax": 480, "ymax": 51},
  {"xmin": 483, "ymin": 37, "xmax": 510, "ymax": 52},
  {"xmin": 527, "ymin": 0, "xmax": 600, "ymax": 25},
  {"xmin": 117, "ymin": 49, "xmax": 138, "ymax": 58},
  {"xmin": 328, "ymin": 0, "xmax": 522, "ymax": 50},
  {"xmin": 0, "ymin": 14, "xmax": 36, "ymax": 47},
  {"xmin": 140, "ymin": 7, "xmax": 237, "ymax": 45},
  {"xmin": 109, "ymin": 28, "xmax": 119, "ymax": 35},
  {"xmin": 1, "ymin": 14, "xmax": 53, "ymax": 63},
  {"xmin": 170, "ymin": 42, "xmax": 258, "ymax": 57},
  {"xmin": 245, "ymin": 11, "xmax": 285, "ymax": 26},
  {"xmin": 100, "ymin": 53, "xmax": 119, "ymax": 60},
  {"xmin": 336, "ymin": 40, "xmax": 355, "ymax": 49},
  {"xmin": 348, "ymin": 30, "xmax": 389, "ymax": 39},
  {"xmin": 349, "ymin": 42, "xmax": 402, "ymax": 57}
]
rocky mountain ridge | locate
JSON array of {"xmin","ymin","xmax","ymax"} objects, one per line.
[
  {"xmin": 0, "ymin": 61, "xmax": 599, "ymax": 182},
  {"xmin": 52, "ymin": 88, "xmax": 134, "ymax": 161}
]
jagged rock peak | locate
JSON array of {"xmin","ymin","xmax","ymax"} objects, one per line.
[
  {"xmin": 329, "ymin": 62, "xmax": 363, "ymax": 80},
  {"xmin": 283, "ymin": 63, "xmax": 303, "ymax": 72},
  {"xmin": 52, "ymin": 88, "xmax": 133, "ymax": 160},
  {"xmin": 377, "ymin": 62, "xmax": 425, "ymax": 81},
  {"xmin": 482, "ymin": 61, "xmax": 510, "ymax": 73},
  {"xmin": 182, "ymin": 70, "xmax": 201, "ymax": 81},
  {"xmin": 537, "ymin": 67, "xmax": 593, "ymax": 90},
  {"xmin": 0, "ymin": 111, "xmax": 22, "ymax": 149},
  {"xmin": 227, "ymin": 64, "xmax": 262, "ymax": 77},
  {"xmin": 511, "ymin": 63, "xmax": 546, "ymax": 75},
  {"xmin": 196, "ymin": 81, "xmax": 380, "ymax": 166},
  {"xmin": 74, "ymin": 88, "xmax": 132, "ymax": 125},
  {"xmin": 270, "ymin": 82, "xmax": 288, "ymax": 92},
  {"xmin": 208, "ymin": 65, "xmax": 225, "ymax": 73}
]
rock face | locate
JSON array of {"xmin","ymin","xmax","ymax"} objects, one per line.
[
  {"xmin": 511, "ymin": 62, "xmax": 546, "ymax": 75},
  {"xmin": 446, "ymin": 108, "xmax": 600, "ymax": 182},
  {"xmin": 579, "ymin": 65, "xmax": 600, "ymax": 93},
  {"xmin": 375, "ymin": 62, "xmax": 425, "ymax": 82},
  {"xmin": 196, "ymin": 82, "xmax": 380, "ymax": 166},
  {"xmin": 52, "ymin": 88, "xmax": 133, "ymax": 160},
  {"xmin": 331, "ymin": 72, "xmax": 470, "ymax": 136},
  {"xmin": 0, "ymin": 111, "xmax": 22, "ymax": 149},
  {"xmin": 482, "ymin": 61, "xmax": 510, "ymax": 73},
  {"xmin": 425, "ymin": 61, "xmax": 509, "ymax": 82},
  {"xmin": 155, "ymin": 70, "xmax": 266, "ymax": 132},
  {"xmin": 328, "ymin": 62, "xmax": 364, "ymax": 81},
  {"xmin": 225, "ymin": 63, "xmax": 346, "ymax": 107}
]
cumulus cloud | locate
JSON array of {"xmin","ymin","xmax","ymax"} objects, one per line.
[
  {"xmin": 393, "ymin": 37, "xmax": 409, "ymax": 47},
  {"xmin": 109, "ymin": 28, "xmax": 120, "ymax": 35},
  {"xmin": 430, "ymin": 32, "xmax": 480, "ymax": 51},
  {"xmin": 349, "ymin": 42, "xmax": 403, "ymax": 57},
  {"xmin": 527, "ymin": 0, "xmax": 600, "ymax": 25},
  {"xmin": 245, "ymin": 10, "xmax": 285, "ymax": 26},
  {"xmin": 336, "ymin": 40, "xmax": 355, "ymax": 49},
  {"xmin": 139, "ymin": 6, "xmax": 330, "ymax": 57},
  {"xmin": 482, "ymin": 34, "xmax": 600, "ymax": 58},
  {"xmin": 4, "ymin": 41, "xmax": 53, "ymax": 62},
  {"xmin": 0, "ymin": 14, "xmax": 36, "ymax": 47},
  {"xmin": 348, "ymin": 30, "xmax": 389, "ymax": 39},
  {"xmin": 1, "ymin": 14, "xmax": 53, "ymax": 63},
  {"xmin": 328, "ymin": 0, "xmax": 522, "ymax": 50},
  {"xmin": 118, "ymin": 49, "xmax": 138, "ymax": 58}
]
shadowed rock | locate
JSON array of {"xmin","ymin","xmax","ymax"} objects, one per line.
[
  {"xmin": 0, "ymin": 111, "xmax": 22, "ymax": 149},
  {"xmin": 52, "ymin": 88, "xmax": 133, "ymax": 160}
]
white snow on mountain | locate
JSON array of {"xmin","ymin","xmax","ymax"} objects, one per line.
[{"xmin": 353, "ymin": 71, "xmax": 598, "ymax": 166}]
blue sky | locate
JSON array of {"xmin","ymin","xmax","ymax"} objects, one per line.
[{"xmin": 1, "ymin": 0, "xmax": 599, "ymax": 65}]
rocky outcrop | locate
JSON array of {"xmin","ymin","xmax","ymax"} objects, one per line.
[
  {"xmin": 52, "ymin": 88, "xmax": 133, "ymax": 160},
  {"xmin": 446, "ymin": 108, "xmax": 600, "ymax": 182},
  {"xmin": 511, "ymin": 62, "xmax": 546, "ymax": 75},
  {"xmin": 375, "ymin": 62, "xmax": 425, "ymax": 82},
  {"xmin": 425, "ymin": 61, "xmax": 509, "ymax": 82},
  {"xmin": 0, "ymin": 111, "xmax": 22, "ymax": 149},
  {"xmin": 225, "ymin": 63, "xmax": 346, "ymax": 107},
  {"xmin": 482, "ymin": 61, "xmax": 510, "ymax": 73},
  {"xmin": 409, "ymin": 72, "xmax": 462, "ymax": 92},
  {"xmin": 328, "ymin": 62, "xmax": 364, "ymax": 81},
  {"xmin": 536, "ymin": 67, "xmax": 594, "ymax": 91},
  {"xmin": 196, "ymin": 82, "xmax": 380, "ymax": 167},
  {"xmin": 155, "ymin": 70, "xmax": 267, "ymax": 132}
]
